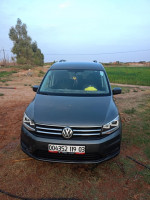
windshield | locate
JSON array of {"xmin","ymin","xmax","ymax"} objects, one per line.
[{"xmin": 39, "ymin": 69, "xmax": 110, "ymax": 96}]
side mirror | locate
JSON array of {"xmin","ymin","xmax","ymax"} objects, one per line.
[
  {"xmin": 112, "ymin": 87, "xmax": 122, "ymax": 95},
  {"xmin": 33, "ymin": 85, "xmax": 39, "ymax": 92}
]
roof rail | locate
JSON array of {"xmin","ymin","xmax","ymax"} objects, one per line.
[
  {"xmin": 93, "ymin": 60, "xmax": 97, "ymax": 63},
  {"xmin": 59, "ymin": 60, "xmax": 66, "ymax": 62}
]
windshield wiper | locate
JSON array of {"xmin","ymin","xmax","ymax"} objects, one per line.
[{"xmin": 38, "ymin": 91, "xmax": 50, "ymax": 95}]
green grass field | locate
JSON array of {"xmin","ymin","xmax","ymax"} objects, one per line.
[
  {"xmin": 0, "ymin": 70, "xmax": 17, "ymax": 82},
  {"xmin": 1, "ymin": 65, "xmax": 150, "ymax": 86},
  {"xmin": 105, "ymin": 67, "xmax": 150, "ymax": 86}
]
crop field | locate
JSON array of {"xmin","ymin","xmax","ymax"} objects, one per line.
[
  {"xmin": 0, "ymin": 65, "xmax": 150, "ymax": 200},
  {"xmin": 105, "ymin": 67, "xmax": 150, "ymax": 86}
]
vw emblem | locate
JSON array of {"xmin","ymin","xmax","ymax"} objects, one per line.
[{"xmin": 62, "ymin": 127, "xmax": 73, "ymax": 139}]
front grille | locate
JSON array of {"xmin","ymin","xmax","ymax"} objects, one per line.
[{"xmin": 35, "ymin": 123, "xmax": 102, "ymax": 138}]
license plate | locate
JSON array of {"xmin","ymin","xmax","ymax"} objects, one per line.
[{"xmin": 48, "ymin": 144, "xmax": 85, "ymax": 154}]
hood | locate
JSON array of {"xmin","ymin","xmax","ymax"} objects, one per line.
[{"xmin": 26, "ymin": 94, "xmax": 118, "ymax": 126}]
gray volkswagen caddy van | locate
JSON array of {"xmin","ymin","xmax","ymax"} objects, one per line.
[{"xmin": 21, "ymin": 62, "xmax": 122, "ymax": 163}]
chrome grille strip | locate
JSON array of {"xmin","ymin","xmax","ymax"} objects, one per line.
[
  {"xmin": 37, "ymin": 130, "xmax": 62, "ymax": 135},
  {"xmin": 36, "ymin": 126, "xmax": 62, "ymax": 131},
  {"xmin": 37, "ymin": 130, "xmax": 100, "ymax": 136},
  {"xmin": 74, "ymin": 129, "xmax": 101, "ymax": 132},
  {"xmin": 74, "ymin": 133, "xmax": 100, "ymax": 136},
  {"xmin": 36, "ymin": 123, "xmax": 101, "ymax": 128}
]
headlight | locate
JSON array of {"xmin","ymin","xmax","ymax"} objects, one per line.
[
  {"xmin": 23, "ymin": 113, "xmax": 35, "ymax": 131},
  {"xmin": 102, "ymin": 115, "xmax": 119, "ymax": 135}
]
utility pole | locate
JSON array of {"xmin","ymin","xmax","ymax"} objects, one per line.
[{"xmin": 3, "ymin": 49, "xmax": 6, "ymax": 66}]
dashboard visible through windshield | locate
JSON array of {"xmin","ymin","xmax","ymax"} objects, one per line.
[{"xmin": 39, "ymin": 69, "xmax": 110, "ymax": 96}]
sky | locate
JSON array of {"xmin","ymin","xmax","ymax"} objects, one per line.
[{"xmin": 0, "ymin": 0, "xmax": 150, "ymax": 62}]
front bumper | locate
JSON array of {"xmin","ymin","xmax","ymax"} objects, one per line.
[{"xmin": 21, "ymin": 125, "xmax": 122, "ymax": 164}]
